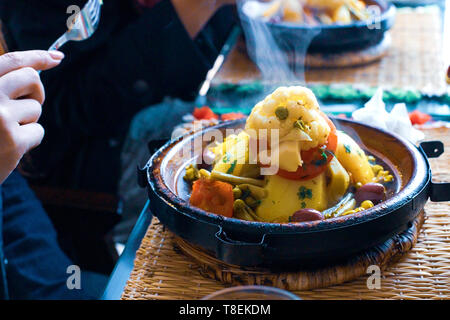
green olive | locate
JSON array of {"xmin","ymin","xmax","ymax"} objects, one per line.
[
  {"xmin": 232, "ymin": 186, "xmax": 242, "ymax": 199},
  {"xmin": 233, "ymin": 199, "xmax": 246, "ymax": 211},
  {"xmin": 183, "ymin": 164, "xmax": 199, "ymax": 182}
]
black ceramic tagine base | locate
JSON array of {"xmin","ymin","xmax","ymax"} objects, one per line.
[
  {"xmin": 143, "ymin": 117, "xmax": 449, "ymax": 269},
  {"xmin": 173, "ymin": 210, "xmax": 424, "ymax": 291}
]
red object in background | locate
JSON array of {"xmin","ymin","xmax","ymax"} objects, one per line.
[
  {"xmin": 193, "ymin": 106, "xmax": 219, "ymax": 120},
  {"xmin": 409, "ymin": 110, "xmax": 431, "ymax": 125},
  {"xmin": 221, "ymin": 112, "xmax": 246, "ymax": 121}
]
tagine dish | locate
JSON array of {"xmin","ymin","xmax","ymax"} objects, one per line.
[
  {"xmin": 183, "ymin": 86, "xmax": 394, "ymax": 223},
  {"xmin": 251, "ymin": 0, "xmax": 375, "ymax": 25}
]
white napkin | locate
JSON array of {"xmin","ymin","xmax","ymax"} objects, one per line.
[{"xmin": 352, "ymin": 88, "xmax": 425, "ymax": 144}]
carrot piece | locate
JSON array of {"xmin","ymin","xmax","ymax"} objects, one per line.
[{"xmin": 189, "ymin": 178, "xmax": 234, "ymax": 218}]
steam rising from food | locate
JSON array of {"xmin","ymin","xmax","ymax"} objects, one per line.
[{"xmin": 238, "ymin": 0, "xmax": 320, "ymax": 84}]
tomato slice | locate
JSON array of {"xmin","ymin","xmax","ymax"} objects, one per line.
[
  {"xmin": 189, "ymin": 178, "xmax": 234, "ymax": 217},
  {"xmin": 193, "ymin": 106, "xmax": 219, "ymax": 120},
  {"xmin": 276, "ymin": 112, "xmax": 338, "ymax": 181},
  {"xmin": 221, "ymin": 112, "xmax": 246, "ymax": 121},
  {"xmin": 409, "ymin": 110, "xmax": 431, "ymax": 125}
]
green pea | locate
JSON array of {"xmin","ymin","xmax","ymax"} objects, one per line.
[{"xmin": 275, "ymin": 106, "xmax": 289, "ymax": 120}]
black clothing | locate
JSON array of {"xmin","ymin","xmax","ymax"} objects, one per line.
[{"xmin": 0, "ymin": 0, "xmax": 234, "ymax": 193}]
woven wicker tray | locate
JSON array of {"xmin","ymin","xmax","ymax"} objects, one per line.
[{"xmin": 122, "ymin": 127, "xmax": 450, "ymax": 300}]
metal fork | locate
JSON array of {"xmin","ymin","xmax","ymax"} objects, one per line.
[{"xmin": 39, "ymin": 0, "xmax": 102, "ymax": 72}]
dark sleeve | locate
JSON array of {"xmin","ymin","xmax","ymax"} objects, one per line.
[
  {"xmin": 1, "ymin": 171, "xmax": 91, "ymax": 299},
  {"xmin": 0, "ymin": 0, "xmax": 230, "ymax": 136}
]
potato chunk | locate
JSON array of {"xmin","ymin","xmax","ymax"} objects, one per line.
[
  {"xmin": 256, "ymin": 173, "xmax": 327, "ymax": 222},
  {"xmin": 274, "ymin": 140, "xmax": 302, "ymax": 172},
  {"xmin": 335, "ymin": 131, "xmax": 374, "ymax": 184},
  {"xmin": 326, "ymin": 157, "xmax": 350, "ymax": 205},
  {"xmin": 213, "ymin": 131, "xmax": 258, "ymax": 177}
]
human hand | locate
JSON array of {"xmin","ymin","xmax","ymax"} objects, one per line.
[{"xmin": 0, "ymin": 50, "xmax": 64, "ymax": 184}]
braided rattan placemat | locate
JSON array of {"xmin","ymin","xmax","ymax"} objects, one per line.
[
  {"xmin": 122, "ymin": 127, "xmax": 450, "ymax": 300},
  {"xmin": 215, "ymin": 7, "xmax": 447, "ymax": 94}
]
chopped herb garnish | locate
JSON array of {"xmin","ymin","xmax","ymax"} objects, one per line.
[
  {"xmin": 293, "ymin": 118, "xmax": 307, "ymax": 131},
  {"xmin": 301, "ymin": 202, "xmax": 306, "ymax": 208},
  {"xmin": 275, "ymin": 107, "xmax": 289, "ymax": 120},
  {"xmin": 344, "ymin": 144, "xmax": 352, "ymax": 153},
  {"xmin": 297, "ymin": 186, "xmax": 313, "ymax": 200},
  {"xmin": 227, "ymin": 160, "xmax": 237, "ymax": 174}
]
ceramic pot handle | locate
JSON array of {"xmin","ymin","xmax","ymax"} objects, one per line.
[
  {"xmin": 420, "ymin": 141, "xmax": 450, "ymax": 202},
  {"xmin": 215, "ymin": 228, "xmax": 266, "ymax": 267}
]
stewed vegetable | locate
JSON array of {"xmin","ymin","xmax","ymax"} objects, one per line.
[
  {"xmin": 185, "ymin": 86, "xmax": 393, "ymax": 223},
  {"xmin": 189, "ymin": 178, "xmax": 234, "ymax": 218}
]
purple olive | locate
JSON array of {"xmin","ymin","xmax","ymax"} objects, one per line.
[
  {"xmin": 291, "ymin": 209, "xmax": 324, "ymax": 223},
  {"xmin": 355, "ymin": 182, "xmax": 386, "ymax": 205}
]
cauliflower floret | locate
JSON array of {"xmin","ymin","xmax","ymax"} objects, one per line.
[{"xmin": 245, "ymin": 86, "xmax": 330, "ymax": 152}]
